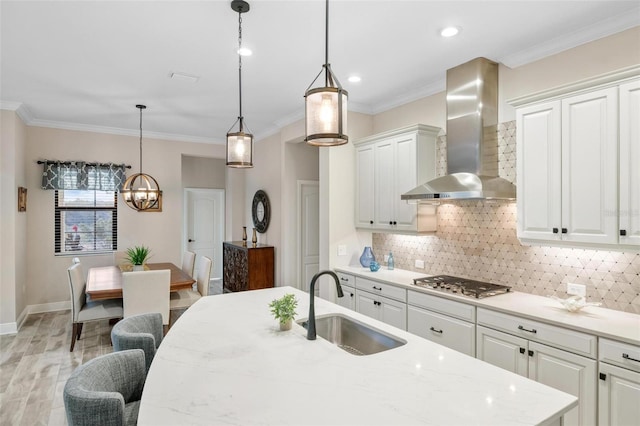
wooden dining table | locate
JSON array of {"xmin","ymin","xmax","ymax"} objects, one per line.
[{"xmin": 86, "ymin": 262, "xmax": 195, "ymax": 301}]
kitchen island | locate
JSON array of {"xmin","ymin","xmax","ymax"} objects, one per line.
[{"xmin": 138, "ymin": 286, "xmax": 577, "ymax": 425}]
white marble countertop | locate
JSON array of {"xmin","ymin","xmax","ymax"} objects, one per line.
[
  {"xmin": 336, "ymin": 266, "xmax": 640, "ymax": 345},
  {"xmin": 139, "ymin": 287, "xmax": 577, "ymax": 425}
]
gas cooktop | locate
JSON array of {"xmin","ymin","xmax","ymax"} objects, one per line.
[{"xmin": 413, "ymin": 275, "xmax": 511, "ymax": 299}]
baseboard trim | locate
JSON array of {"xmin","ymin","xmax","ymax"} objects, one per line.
[
  {"xmin": 0, "ymin": 322, "xmax": 18, "ymax": 335},
  {"xmin": 0, "ymin": 301, "xmax": 70, "ymax": 335}
]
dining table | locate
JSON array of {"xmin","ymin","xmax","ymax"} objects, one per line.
[{"xmin": 86, "ymin": 262, "xmax": 195, "ymax": 301}]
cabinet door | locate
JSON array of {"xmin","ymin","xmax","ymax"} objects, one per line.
[
  {"xmin": 408, "ymin": 306, "xmax": 475, "ymax": 356},
  {"xmin": 476, "ymin": 325, "xmax": 528, "ymax": 377},
  {"xmin": 355, "ymin": 144, "xmax": 375, "ymax": 228},
  {"xmin": 529, "ymin": 341, "xmax": 597, "ymax": 426},
  {"xmin": 598, "ymin": 362, "xmax": 640, "ymax": 426},
  {"xmin": 379, "ymin": 296, "xmax": 407, "ymax": 330},
  {"xmin": 336, "ymin": 285, "xmax": 356, "ymax": 311},
  {"xmin": 619, "ymin": 80, "xmax": 640, "ymax": 246},
  {"xmin": 355, "ymin": 290, "xmax": 381, "ymax": 321},
  {"xmin": 374, "ymin": 140, "xmax": 394, "ymax": 229},
  {"xmin": 516, "ymin": 101, "xmax": 562, "ymax": 241},
  {"xmin": 393, "ymin": 134, "xmax": 418, "ymax": 231},
  {"xmin": 561, "ymin": 87, "xmax": 618, "ymax": 244}
]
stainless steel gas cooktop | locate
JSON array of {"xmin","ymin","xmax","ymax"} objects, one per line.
[{"xmin": 413, "ymin": 275, "xmax": 511, "ymax": 299}]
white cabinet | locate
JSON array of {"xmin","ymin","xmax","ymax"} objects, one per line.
[
  {"xmin": 354, "ymin": 277, "xmax": 407, "ymax": 330},
  {"xmin": 516, "ymin": 87, "xmax": 619, "ymax": 245},
  {"xmin": 619, "ymin": 80, "xmax": 640, "ymax": 246},
  {"xmin": 334, "ymin": 272, "xmax": 356, "ymax": 311},
  {"xmin": 477, "ymin": 310, "xmax": 597, "ymax": 426},
  {"xmin": 354, "ymin": 124, "xmax": 439, "ymax": 233},
  {"xmin": 407, "ymin": 290, "xmax": 476, "ymax": 357},
  {"xmin": 598, "ymin": 338, "xmax": 640, "ymax": 425},
  {"xmin": 515, "ymin": 76, "xmax": 640, "ymax": 248}
]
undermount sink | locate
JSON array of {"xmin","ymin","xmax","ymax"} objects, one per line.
[{"xmin": 298, "ymin": 314, "xmax": 406, "ymax": 356}]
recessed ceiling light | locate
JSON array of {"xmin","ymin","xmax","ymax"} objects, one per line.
[
  {"xmin": 440, "ymin": 26, "xmax": 460, "ymax": 38},
  {"xmin": 170, "ymin": 72, "xmax": 200, "ymax": 83},
  {"xmin": 237, "ymin": 47, "xmax": 252, "ymax": 56},
  {"xmin": 348, "ymin": 75, "xmax": 361, "ymax": 83}
]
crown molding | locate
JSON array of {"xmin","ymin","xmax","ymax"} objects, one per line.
[
  {"xmin": 369, "ymin": 78, "xmax": 446, "ymax": 115},
  {"xmin": 500, "ymin": 12, "xmax": 639, "ymax": 68},
  {"xmin": 0, "ymin": 101, "xmax": 34, "ymax": 123}
]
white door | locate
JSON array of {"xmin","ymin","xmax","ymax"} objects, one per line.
[
  {"xmin": 598, "ymin": 362, "xmax": 640, "ymax": 426},
  {"xmin": 619, "ymin": 80, "xmax": 640, "ymax": 246},
  {"xmin": 476, "ymin": 325, "xmax": 529, "ymax": 377},
  {"xmin": 378, "ymin": 297, "xmax": 407, "ymax": 330},
  {"xmin": 298, "ymin": 181, "xmax": 319, "ymax": 293},
  {"xmin": 393, "ymin": 134, "xmax": 418, "ymax": 231},
  {"xmin": 355, "ymin": 291, "xmax": 381, "ymax": 321},
  {"xmin": 355, "ymin": 144, "xmax": 375, "ymax": 229},
  {"xmin": 184, "ymin": 188, "xmax": 225, "ymax": 283},
  {"xmin": 374, "ymin": 139, "xmax": 394, "ymax": 229}
]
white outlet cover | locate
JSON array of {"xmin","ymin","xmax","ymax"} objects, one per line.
[
  {"xmin": 415, "ymin": 259, "xmax": 425, "ymax": 269},
  {"xmin": 383, "ymin": 254, "xmax": 389, "ymax": 262},
  {"xmin": 567, "ymin": 283, "xmax": 586, "ymax": 297},
  {"xmin": 337, "ymin": 245, "xmax": 347, "ymax": 256}
]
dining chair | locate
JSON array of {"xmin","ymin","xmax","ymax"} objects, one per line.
[
  {"xmin": 111, "ymin": 313, "xmax": 163, "ymax": 373},
  {"xmin": 64, "ymin": 349, "xmax": 146, "ymax": 426},
  {"xmin": 72, "ymin": 257, "xmax": 81, "ymax": 264},
  {"xmin": 122, "ymin": 270, "xmax": 170, "ymax": 326},
  {"xmin": 170, "ymin": 256, "xmax": 212, "ymax": 312},
  {"xmin": 67, "ymin": 263, "xmax": 123, "ymax": 352},
  {"xmin": 181, "ymin": 250, "xmax": 196, "ymax": 277}
]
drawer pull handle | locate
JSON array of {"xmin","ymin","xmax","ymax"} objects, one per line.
[
  {"xmin": 373, "ymin": 301, "xmax": 381, "ymax": 306},
  {"xmin": 519, "ymin": 347, "xmax": 526, "ymax": 354},
  {"xmin": 622, "ymin": 353, "xmax": 640, "ymax": 363},
  {"xmin": 518, "ymin": 325, "xmax": 537, "ymax": 334},
  {"xmin": 340, "ymin": 277, "xmax": 349, "ymax": 281},
  {"xmin": 372, "ymin": 286, "xmax": 382, "ymax": 291},
  {"xmin": 429, "ymin": 327, "xmax": 443, "ymax": 334}
]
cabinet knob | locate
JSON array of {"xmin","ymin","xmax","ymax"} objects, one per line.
[
  {"xmin": 599, "ymin": 372, "xmax": 607, "ymax": 381},
  {"xmin": 393, "ymin": 221, "xmax": 397, "ymax": 225},
  {"xmin": 552, "ymin": 228, "xmax": 559, "ymax": 234},
  {"xmin": 519, "ymin": 347, "xmax": 526, "ymax": 354},
  {"xmin": 561, "ymin": 228, "xmax": 568, "ymax": 234},
  {"xmin": 369, "ymin": 220, "xmax": 374, "ymax": 225},
  {"xmin": 528, "ymin": 350, "xmax": 534, "ymax": 357},
  {"xmin": 188, "ymin": 238, "xmax": 195, "ymax": 242},
  {"xmin": 389, "ymin": 221, "xmax": 393, "ymax": 225},
  {"xmin": 620, "ymin": 229, "xmax": 627, "ymax": 236}
]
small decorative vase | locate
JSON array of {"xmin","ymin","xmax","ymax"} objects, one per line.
[
  {"xmin": 279, "ymin": 319, "xmax": 292, "ymax": 331},
  {"xmin": 252, "ymin": 228, "xmax": 258, "ymax": 246},
  {"xmin": 359, "ymin": 246, "xmax": 376, "ymax": 268},
  {"xmin": 133, "ymin": 264, "xmax": 144, "ymax": 272},
  {"xmin": 242, "ymin": 226, "xmax": 247, "ymax": 246},
  {"xmin": 369, "ymin": 261, "xmax": 380, "ymax": 272}
]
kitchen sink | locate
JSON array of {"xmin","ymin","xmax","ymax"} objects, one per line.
[{"xmin": 297, "ymin": 314, "xmax": 406, "ymax": 356}]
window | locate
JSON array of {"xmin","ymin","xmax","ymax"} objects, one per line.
[{"xmin": 55, "ymin": 190, "xmax": 117, "ymax": 254}]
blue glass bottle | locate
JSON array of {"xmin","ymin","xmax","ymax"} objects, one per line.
[
  {"xmin": 388, "ymin": 252, "xmax": 394, "ymax": 270},
  {"xmin": 359, "ymin": 246, "xmax": 376, "ymax": 267}
]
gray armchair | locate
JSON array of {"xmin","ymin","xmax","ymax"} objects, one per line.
[
  {"xmin": 111, "ymin": 313, "xmax": 163, "ymax": 373},
  {"xmin": 63, "ymin": 349, "xmax": 146, "ymax": 426}
]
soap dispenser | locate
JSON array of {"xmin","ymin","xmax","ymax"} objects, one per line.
[{"xmin": 387, "ymin": 252, "xmax": 394, "ymax": 270}]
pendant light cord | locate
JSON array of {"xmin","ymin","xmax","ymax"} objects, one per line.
[
  {"xmin": 139, "ymin": 106, "xmax": 143, "ymax": 175},
  {"xmin": 237, "ymin": 9, "xmax": 244, "ymax": 131},
  {"xmin": 324, "ymin": 0, "xmax": 329, "ymax": 86}
]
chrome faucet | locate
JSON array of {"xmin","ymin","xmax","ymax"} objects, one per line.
[{"xmin": 307, "ymin": 270, "xmax": 344, "ymax": 340}]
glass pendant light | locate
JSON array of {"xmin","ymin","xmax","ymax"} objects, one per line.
[
  {"xmin": 226, "ymin": 0, "xmax": 253, "ymax": 168},
  {"xmin": 121, "ymin": 105, "xmax": 161, "ymax": 211},
  {"xmin": 304, "ymin": 0, "xmax": 348, "ymax": 146}
]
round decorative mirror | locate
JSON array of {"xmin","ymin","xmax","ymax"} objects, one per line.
[{"xmin": 252, "ymin": 190, "xmax": 270, "ymax": 233}]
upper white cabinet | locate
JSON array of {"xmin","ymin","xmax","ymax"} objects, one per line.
[
  {"xmin": 354, "ymin": 124, "xmax": 439, "ymax": 233},
  {"xmin": 513, "ymin": 70, "xmax": 640, "ymax": 248}
]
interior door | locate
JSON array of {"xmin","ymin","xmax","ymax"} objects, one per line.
[
  {"xmin": 298, "ymin": 181, "xmax": 319, "ymax": 293},
  {"xmin": 184, "ymin": 189, "xmax": 225, "ymax": 284}
]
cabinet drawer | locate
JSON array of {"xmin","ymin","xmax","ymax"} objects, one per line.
[
  {"xmin": 408, "ymin": 290, "xmax": 475, "ymax": 322},
  {"xmin": 600, "ymin": 338, "xmax": 640, "ymax": 373},
  {"xmin": 477, "ymin": 308, "xmax": 596, "ymax": 358},
  {"xmin": 408, "ymin": 306, "xmax": 475, "ymax": 357},
  {"xmin": 355, "ymin": 277, "xmax": 407, "ymax": 302},
  {"xmin": 335, "ymin": 272, "xmax": 355, "ymax": 287}
]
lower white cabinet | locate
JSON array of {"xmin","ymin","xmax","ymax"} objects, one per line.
[
  {"xmin": 337, "ymin": 284, "xmax": 356, "ymax": 311},
  {"xmin": 598, "ymin": 338, "xmax": 640, "ymax": 425},
  {"xmin": 477, "ymin": 325, "xmax": 597, "ymax": 426},
  {"xmin": 355, "ymin": 290, "xmax": 407, "ymax": 330}
]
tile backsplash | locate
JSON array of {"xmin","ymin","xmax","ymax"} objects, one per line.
[{"xmin": 372, "ymin": 121, "xmax": 640, "ymax": 314}]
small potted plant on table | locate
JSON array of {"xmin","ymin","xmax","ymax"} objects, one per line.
[
  {"xmin": 125, "ymin": 245, "xmax": 151, "ymax": 271},
  {"xmin": 269, "ymin": 293, "xmax": 298, "ymax": 331}
]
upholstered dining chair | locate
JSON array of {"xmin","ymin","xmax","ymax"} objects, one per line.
[
  {"xmin": 122, "ymin": 270, "xmax": 170, "ymax": 326},
  {"xmin": 181, "ymin": 250, "xmax": 196, "ymax": 277},
  {"xmin": 111, "ymin": 313, "xmax": 163, "ymax": 373},
  {"xmin": 63, "ymin": 349, "xmax": 146, "ymax": 426},
  {"xmin": 170, "ymin": 256, "xmax": 212, "ymax": 313},
  {"xmin": 67, "ymin": 263, "xmax": 123, "ymax": 352}
]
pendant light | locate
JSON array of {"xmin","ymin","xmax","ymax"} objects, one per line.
[
  {"xmin": 304, "ymin": 0, "xmax": 348, "ymax": 146},
  {"xmin": 121, "ymin": 105, "xmax": 161, "ymax": 211},
  {"xmin": 226, "ymin": 0, "xmax": 253, "ymax": 168}
]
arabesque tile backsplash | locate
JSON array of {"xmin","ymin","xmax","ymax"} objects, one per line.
[{"xmin": 372, "ymin": 121, "xmax": 640, "ymax": 314}]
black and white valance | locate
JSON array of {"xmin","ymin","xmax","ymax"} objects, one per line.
[{"xmin": 41, "ymin": 161, "xmax": 128, "ymax": 191}]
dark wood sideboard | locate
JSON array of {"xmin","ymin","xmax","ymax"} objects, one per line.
[{"xmin": 223, "ymin": 241, "xmax": 274, "ymax": 292}]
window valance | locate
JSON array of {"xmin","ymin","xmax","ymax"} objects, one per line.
[{"xmin": 40, "ymin": 161, "xmax": 128, "ymax": 191}]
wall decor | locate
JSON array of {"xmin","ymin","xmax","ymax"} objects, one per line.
[
  {"xmin": 252, "ymin": 190, "xmax": 270, "ymax": 233},
  {"xmin": 18, "ymin": 186, "xmax": 27, "ymax": 212}
]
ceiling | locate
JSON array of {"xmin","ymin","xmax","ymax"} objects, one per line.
[{"xmin": 2, "ymin": 1, "xmax": 639, "ymax": 145}]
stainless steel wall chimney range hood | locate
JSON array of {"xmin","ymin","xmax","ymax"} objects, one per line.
[{"xmin": 401, "ymin": 57, "xmax": 516, "ymax": 201}]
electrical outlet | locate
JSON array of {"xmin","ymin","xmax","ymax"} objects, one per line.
[
  {"xmin": 337, "ymin": 245, "xmax": 347, "ymax": 256},
  {"xmin": 415, "ymin": 259, "xmax": 425, "ymax": 269},
  {"xmin": 567, "ymin": 283, "xmax": 586, "ymax": 297},
  {"xmin": 383, "ymin": 254, "xmax": 389, "ymax": 262}
]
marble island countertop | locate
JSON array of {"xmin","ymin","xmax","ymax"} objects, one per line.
[
  {"xmin": 335, "ymin": 265, "xmax": 640, "ymax": 345},
  {"xmin": 139, "ymin": 287, "xmax": 576, "ymax": 425}
]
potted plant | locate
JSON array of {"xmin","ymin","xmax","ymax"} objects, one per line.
[
  {"xmin": 125, "ymin": 245, "xmax": 151, "ymax": 271},
  {"xmin": 268, "ymin": 293, "xmax": 298, "ymax": 331}
]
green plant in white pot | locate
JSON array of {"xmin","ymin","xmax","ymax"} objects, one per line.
[
  {"xmin": 269, "ymin": 293, "xmax": 298, "ymax": 331},
  {"xmin": 125, "ymin": 245, "xmax": 151, "ymax": 271}
]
